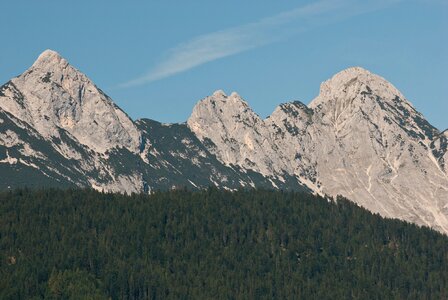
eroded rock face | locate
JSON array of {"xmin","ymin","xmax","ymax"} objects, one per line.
[
  {"xmin": 188, "ymin": 67, "xmax": 448, "ymax": 234},
  {"xmin": 431, "ymin": 130, "xmax": 448, "ymax": 174},
  {"xmin": 0, "ymin": 49, "xmax": 141, "ymax": 153},
  {"xmin": 187, "ymin": 90, "xmax": 288, "ymax": 176},
  {"xmin": 272, "ymin": 67, "xmax": 448, "ymax": 233}
]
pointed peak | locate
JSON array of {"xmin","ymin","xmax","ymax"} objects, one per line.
[
  {"xmin": 39, "ymin": 49, "xmax": 61, "ymax": 59},
  {"xmin": 32, "ymin": 49, "xmax": 67, "ymax": 69},
  {"xmin": 21, "ymin": 49, "xmax": 89, "ymax": 87}
]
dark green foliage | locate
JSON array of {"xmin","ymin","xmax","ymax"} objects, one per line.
[
  {"xmin": 47, "ymin": 269, "xmax": 108, "ymax": 299},
  {"xmin": 0, "ymin": 189, "xmax": 447, "ymax": 299}
]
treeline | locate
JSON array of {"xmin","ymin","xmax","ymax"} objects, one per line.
[{"xmin": 0, "ymin": 188, "xmax": 447, "ymax": 299}]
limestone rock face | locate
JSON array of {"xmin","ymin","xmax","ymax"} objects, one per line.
[
  {"xmin": 269, "ymin": 67, "xmax": 448, "ymax": 233},
  {"xmin": 187, "ymin": 90, "xmax": 287, "ymax": 176},
  {"xmin": 188, "ymin": 67, "xmax": 448, "ymax": 234},
  {"xmin": 431, "ymin": 130, "xmax": 448, "ymax": 174},
  {"xmin": 266, "ymin": 101, "xmax": 319, "ymax": 189},
  {"xmin": 0, "ymin": 50, "xmax": 145, "ymax": 193},
  {"xmin": 0, "ymin": 50, "xmax": 141, "ymax": 153}
]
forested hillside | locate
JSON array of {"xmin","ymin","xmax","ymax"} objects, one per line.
[{"xmin": 1, "ymin": 189, "xmax": 447, "ymax": 299}]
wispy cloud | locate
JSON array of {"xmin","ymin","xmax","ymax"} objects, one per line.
[{"xmin": 118, "ymin": 0, "xmax": 400, "ymax": 88}]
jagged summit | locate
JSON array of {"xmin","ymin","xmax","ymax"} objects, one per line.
[
  {"xmin": 212, "ymin": 89, "xmax": 226, "ymax": 97},
  {"xmin": 187, "ymin": 90, "xmax": 285, "ymax": 175},
  {"xmin": 190, "ymin": 90, "xmax": 250, "ymax": 118},
  {"xmin": 209, "ymin": 90, "xmax": 245, "ymax": 102}
]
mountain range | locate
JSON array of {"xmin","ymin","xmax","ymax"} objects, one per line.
[{"xmin": 1, "ymin": 50, "xmax": 447, "ymax": 234}]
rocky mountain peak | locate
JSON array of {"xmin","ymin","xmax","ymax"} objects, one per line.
[
  {"xmin": 311, "ymin": 66, "xmax": 404, "ymax": 109},
  {"xmin": 212, "ymin": 89, "xmax": 226, "ymax": 98},
  {"xmin": 32, "ymin": 49, "xmax": 66, "ymax": 69},
  {"xmin": 187, "ymin": 91, "xmax": 286, "ymax": 175},
  {"xmin": 188, "ymin": 91, "xmax": 253, "ymax": 129},
  {"xmin": 26, "ymin": 50, "xmax": 87, "ymax": 90},
  {"xmin": 0, "ymin": 50, "xmax": 141, "ymax": 153},
  {"xmin": 307, "ymin": 67, "xmax": 438, "ymax": 142},
  {"xmin": 188, "ymin": 91, "xmax": 254, "ymax": 139},
  {"xmin": 207, "ymin": 90, "xmax": 248, "ymax": 106},
  {"xmin": 229, "ymin": 91, "xmax": 242, "ymax": 98}
]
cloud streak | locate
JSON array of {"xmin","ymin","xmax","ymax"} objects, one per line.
[{"xmin": 118, "ymin": 0, "xmax": 400, "ymax": 88}]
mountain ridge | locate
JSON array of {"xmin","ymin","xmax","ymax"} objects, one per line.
[{"xmin": 1, "ymin": 50, "xmax": 447, "ymax": 234}]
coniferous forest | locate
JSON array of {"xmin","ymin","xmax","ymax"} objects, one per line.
[{"xmin": 0, "ymin": 188, "xmax": 447, "ymax": 299}]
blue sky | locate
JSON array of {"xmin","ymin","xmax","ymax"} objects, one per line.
[{"xmin": 1, "ymin": 0, "xmax": 447, "ymax": 129}]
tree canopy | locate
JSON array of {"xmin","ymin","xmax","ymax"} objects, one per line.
[{"xmin": 1, "ymin": 188, "xmax": 447, "ymax": 299}]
